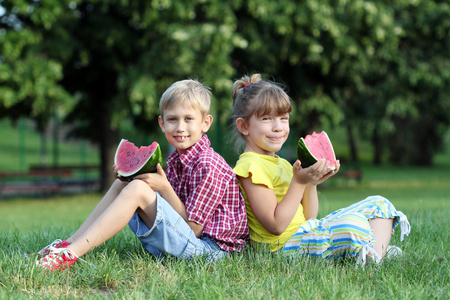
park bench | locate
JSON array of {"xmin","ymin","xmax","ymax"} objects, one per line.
[
  {"xmin": 29, "ymin": 165, "xmax": 99, "ymax": 172},
  {"xmin": 332, "ymin": 163, "xmax": 362, "ymax": 185},
  {"xmin": 337, "ymin": 170, "xmax": 362, "ymax": 182},
  {"xmin": 0, "ymin": 165, "xmax": 100, "ymax": 198}
]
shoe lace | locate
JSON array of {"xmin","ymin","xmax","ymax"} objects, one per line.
[
  {"xmin": 38, "ymin": 247, "xmax": 87, "ymax": 268},
  {"xmin": 55, "ymin": 248, "xmax": 88, "ymax": 264},
  {"xmin": 398, "ymin": 212, "xmax": 411, "ymax": 242},
  {"xmin": 37, "ymin": 239, "xmax": 64, "ymax": 256},
  {"xmin": 356, "ymin": 245, "xmax": 381, "ymax": 267},
  {"xmin": 56, "ymin": 248, "xmax": 77, "ymax": 263}
]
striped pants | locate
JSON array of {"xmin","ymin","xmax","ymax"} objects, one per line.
[{"xmin": 283, "ymin": 195, "xmax": 410, "ymax": 261}]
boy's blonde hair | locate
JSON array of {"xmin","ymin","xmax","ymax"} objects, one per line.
[{"xmin": 159, "ymin": 79, "xmax": 211, "ymax": 119}]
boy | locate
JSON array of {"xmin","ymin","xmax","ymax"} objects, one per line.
[{"xmin": 35, "ymin": 79, "xmax": 249, "ymax": 271}]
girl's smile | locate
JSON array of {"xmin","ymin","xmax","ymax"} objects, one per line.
[{"xmin": 238, "ymin": 111, "xmax": 290, "ymax": 156}]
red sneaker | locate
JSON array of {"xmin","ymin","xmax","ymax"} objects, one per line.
[
  {"xmin": 37, "ymin": 239, "xmax": 71, "ymax": 256},
  {"xmin": 36, "ymin": 247, "xmax": 79, "ymax": 271},
  {"xmin": 26, "ymin": 239, "xmax": 71, "ymax": 258}
]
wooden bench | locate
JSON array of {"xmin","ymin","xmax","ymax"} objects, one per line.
[
  {"xmin": 0, "ymin": 165, "xmax": 100, "ymax": 198},
  {"xmin": 338, "ymin": 170, "xmax": 362, "ymax": 181},
  {"xmin": 333, "ymin": 165, "xmax": 362, "ymax": 185},
  {"xmin": 0, "ymin": 169, "xmax": 73, "ymax": 179},
  {"xmin": 29, "ymin": 165, "xmax": 99, "ymax": 172}
]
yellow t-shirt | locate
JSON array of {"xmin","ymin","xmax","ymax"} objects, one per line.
[{"xmin": 233, "ymin": 152, "xmax": 306, "ymax": 252}]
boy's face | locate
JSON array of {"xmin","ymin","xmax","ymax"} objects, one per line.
[{"xmin": 158, "ymin": 102, "xmax": 212, "ymax": 155}]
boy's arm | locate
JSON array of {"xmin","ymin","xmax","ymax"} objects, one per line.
[
  {"xmin": 183, "ymin": 161, "xmax": 232, "ymax": 235},
  {"xmin": 157, "ymin": 185, "xmax": 205, "ymax": 237},
  {"xmin": 135, "ymin": 164, "xmax": 205, "ymax": 237}
]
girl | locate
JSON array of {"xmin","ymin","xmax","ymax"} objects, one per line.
[{"xmin": 231, "ymin": 74, "xmax": 410, "ymax": 264}]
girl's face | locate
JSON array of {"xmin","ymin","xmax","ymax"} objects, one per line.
[
  {"xmin": 158, "ymin": 102, "xmax": 212, "ymax": 155},
  {"xmin": 237, "ymin": 110, "xmax": 290, "ymax": 156}
]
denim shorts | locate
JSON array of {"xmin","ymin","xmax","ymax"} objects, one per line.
[{"xmin": 128, "ymin": 192, "xmax": 227, "ymax": 261}]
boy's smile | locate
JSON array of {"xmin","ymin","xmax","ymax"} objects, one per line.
[
  {"xmin": 174, "ymin": 136, "xmax": 189, "ymax": 142},
  {"xmin": 159, "ymin": 102, "xmax": 212, "ymax": 155}
]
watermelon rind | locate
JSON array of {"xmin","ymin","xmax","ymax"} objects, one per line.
[
  {"xmin": 296, "ymin": 131, "xmax": 336, "ymax": 170},
  {"xmin": 114, "ymin": 139, "xmax": 163, "ymax": 178}
]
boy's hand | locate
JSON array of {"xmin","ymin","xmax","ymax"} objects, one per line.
[
  {"xmin": 134, "ymin": 164, "xmax": 170, "ymax": 192},
  {"xmin": 113, "ymin": 164, "xmax": 134, "ymax": 182}
]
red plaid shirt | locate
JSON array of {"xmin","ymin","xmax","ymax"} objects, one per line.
[{"xmin": 166, "ymin": 134, "xmax": 249, "ymax": 252}]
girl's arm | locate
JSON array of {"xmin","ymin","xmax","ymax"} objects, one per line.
[
  {"xmin": 302, "ymin": 184, "xmax": 319, "ymax": 220},
  {"xmin": 239, "ymin": 176, "xmax": 306, "ymax": 235},
  {"xmin": 302, "ymin": 160, "xmax": 341, "ymax": 220},
  {"xmin": 240, "ymin": 159, "xmax": 330, "ymax": 236}
]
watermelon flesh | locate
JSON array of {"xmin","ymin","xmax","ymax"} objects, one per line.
[
  {"xmin": 114, "ymin": 139, "xmax": 163, "ymax": 178},
  {"xmin": 297, "ymin": 131, "xmax": 337, "ymax": 170}
]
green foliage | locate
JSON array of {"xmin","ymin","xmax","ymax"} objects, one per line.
[
  {"xmin": 231, "ymin": 0, "xmax": 450, "ymax": 165},
  {"xmin": 0, "ymin": 15, "xmax": 74, "ymax": 126},
  {"xmin": 1, "ymin": 0, "xmax": 243, "ymax": 190},
  {"xmin": 0, "ymin": 0, "xmax": 449, "ymax": 172},
  {"xmin": 384, "ymin": 0, "xmax": 450, "ymax": 165}
]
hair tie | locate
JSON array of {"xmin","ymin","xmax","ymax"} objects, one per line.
[{"xmin": 244, "ymin": 83, "xmax": 251, "ymax": 88}]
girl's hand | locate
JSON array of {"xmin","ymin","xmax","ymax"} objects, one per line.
[
  {"xmin": 292, "ymin": 159, "xmax": 338, "ymax": 185},
  {"xmin": 310, "ymin": 159, "xmax": 341, "ymax": 185},
  {"xmin": 134, "ymin": 163, "xmax": 171, "ymax": 192}
]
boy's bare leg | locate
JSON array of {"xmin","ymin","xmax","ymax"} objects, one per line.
[
  {"xmin": 369, "ymin": 218, "xmax": 394, "ymax": 257},
  {"xmin": 66, "ymin": 179, "xmax": 129, "ymax": 243},
  {"xmin": 67, "ymin": 180, "xmax": 157, "ymax": 257}
]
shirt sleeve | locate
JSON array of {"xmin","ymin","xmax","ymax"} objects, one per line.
[
  {"xmin": 185, "ymin": 160, "xmax": 233, "ymax": 227},
  {"xmin": 234, "ymin": 155, "xmax": 275, "ymax": 190}
]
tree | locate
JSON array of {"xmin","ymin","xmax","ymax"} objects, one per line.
[
  {"xmin": 1, "ymin": 0, "xmax": 240, "ymax": 191},
  {"xmin": 384, "ymin": 0, "xmax": 450, "ymax": 165},
  {"xmin": 232, "ymin": 0, "xmax": 391, "ymax": 160},
  {"xmin": 2, "ymin": 0, "xmax": 448, "ymax": 179},
  {"xmin": 231, "ymin": 0, "xmax": 450, "ymax": 165},
  {"xmin": 0, "ymin": 1, "xmax": 74, "ymax": 127}
]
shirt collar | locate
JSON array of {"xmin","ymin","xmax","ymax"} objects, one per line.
[{"xmin": 167, "ymin": 134, "xmax": 210, "ymax": 166}]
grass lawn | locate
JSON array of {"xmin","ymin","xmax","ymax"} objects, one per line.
[
  {"xmin": 1, "ymin": 120, "xmax": 449, "ymax": 298},
  {"xmin": 0, "ymin": 163, "xmax": 449, "ymax": 299},
  {"xmin": 0, "ymin": 119, "xmax": 100, "ymax": 172}
]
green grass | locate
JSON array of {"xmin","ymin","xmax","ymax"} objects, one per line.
[
  {"xmin": 0, "ymin": 118, "xmax": 99, "ymax": 172},
  {"xmin": 0, "ymin": 164, "xmax": 449, "ymax": 299},
  {"xmin": 1, "ymin": 119, "xmax": 449, "ymax": 298}
]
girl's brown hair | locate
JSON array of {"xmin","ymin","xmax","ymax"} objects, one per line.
[{"xmin": 231, "ymin": 74, "xmax": 292, "ymax": 151}]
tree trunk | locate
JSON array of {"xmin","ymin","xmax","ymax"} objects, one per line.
[
  {"xmin": 98, "ymin": 97, "xmax": 119, "ymax": 193},
  {"xmin": 388, "ymin": 116, "xmax": 436, "ymax": 166},
  {"xmin": 372, "ymin": 126, "xmax": 382, "ymax": 165},
  {"xmin": 346, "ymin": 124, "xmax": 359, "ymax": 163},
  {"xmin": 409, "ymin": 117, "xmax": 434, "ymax": 166}
]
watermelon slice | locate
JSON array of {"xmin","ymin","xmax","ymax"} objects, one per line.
[
  {"xmin": 114, "ymin": 139, "xmax": 163, "ymax": 178},
  {"xmin": 297, "ymin": 131, "xmax": 337, "ymax": 170}
]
